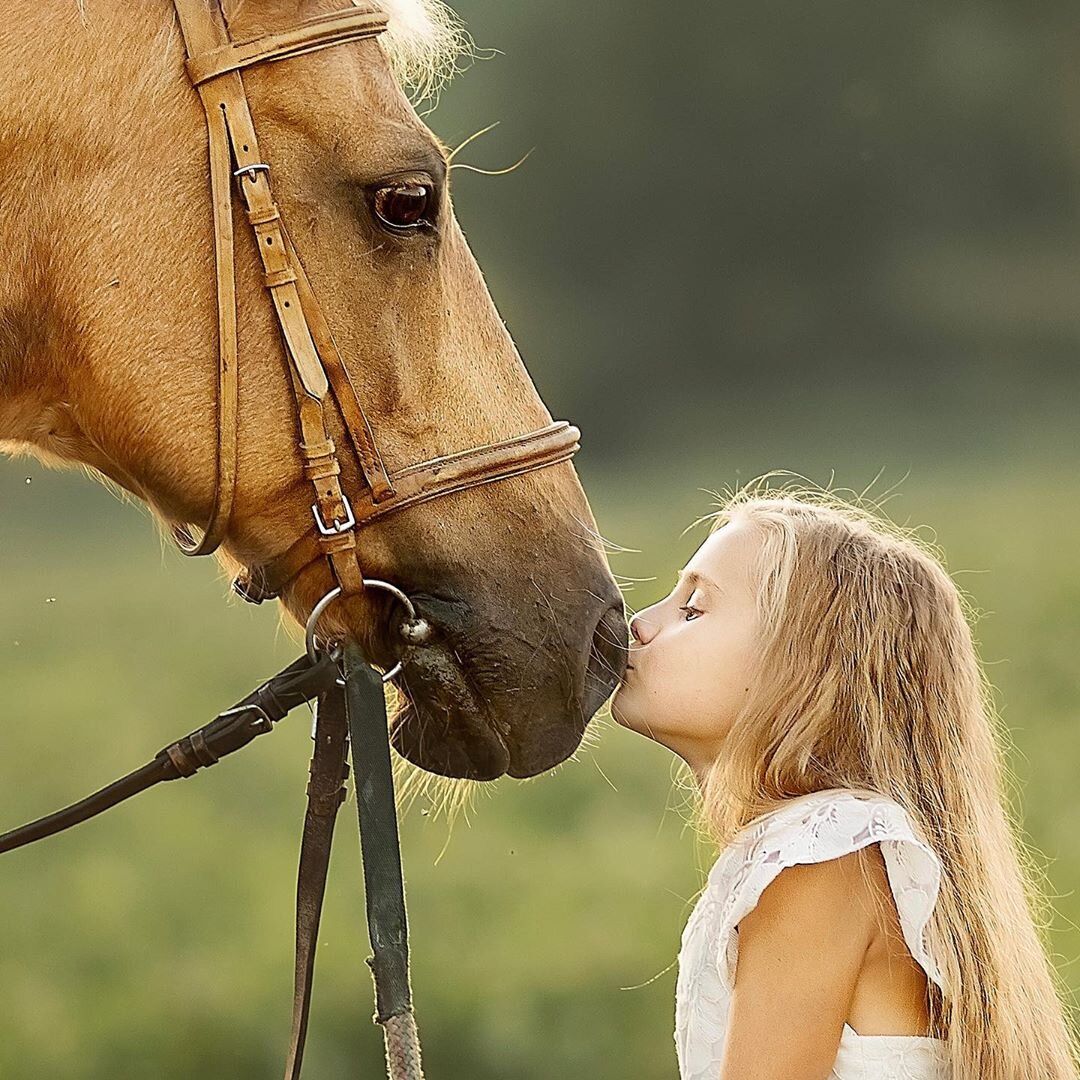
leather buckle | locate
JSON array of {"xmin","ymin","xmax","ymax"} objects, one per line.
[
  {"xmin": 217, "ymin": 703, "xmax": 275, "ymax": 734},
  {"xmin": 312, "ymin": 494, "xmax": 356, "ymax": 536},
  {"xmin": 233, "ymin": 162, "xmax": 270, "ymax": 188},
  {"xmin": 232, "ymin": 574, "xmax": 275, "ymax": 605}
]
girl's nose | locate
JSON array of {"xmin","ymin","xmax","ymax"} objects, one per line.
[{"xmin": 629, "ymin": 612, "xmax": 654, "ymax": 645}]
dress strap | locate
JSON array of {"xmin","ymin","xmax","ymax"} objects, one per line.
[{"xmin": 710, "ymin": 789, "xmax": 947, "ymax": 996}]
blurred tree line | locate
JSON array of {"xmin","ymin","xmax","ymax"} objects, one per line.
[{"xmin": 436, "ymin": 0, "xmax": 1079, "ymax": 469}]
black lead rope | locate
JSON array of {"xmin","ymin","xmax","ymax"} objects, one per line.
[
  {"xmin": 343, "ymin": 644, "xmax": 419, "ymax": 1044},
  {"xmin": 0, "ymin": 646, "xmax": 423, "ymax": 1080},
  {"xmin": 0, "ymin": 653, "xmax": 340, "ymax": 854},
  {"xmin": 285, "ymin": 646, "xmax": 422, "ymax": 1080}
]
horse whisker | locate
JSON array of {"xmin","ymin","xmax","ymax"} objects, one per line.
[
  {"xmin": 450, "ymin": 148, "xmax": 532, "ymax": 177},
  {"xmin": 447, "ymin": 120, "xmax": 500, "ymax": 162}
]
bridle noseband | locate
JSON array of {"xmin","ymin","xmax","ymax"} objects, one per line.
[{"xmin": 169, "ymin": 0, "xmax": 582, "ymax": 608}]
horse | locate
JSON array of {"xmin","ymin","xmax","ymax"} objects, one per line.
[{"xmin": 0, "ymin": 0, "xmax": 628, "ymax": 782}]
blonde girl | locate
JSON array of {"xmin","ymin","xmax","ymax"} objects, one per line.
[{"xmin": 611, "ymin": 480, "xmax": 1079, "ymax": 1080}]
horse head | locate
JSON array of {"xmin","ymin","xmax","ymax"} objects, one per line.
[{"xmin": 0, "ymin": 0, "xmax": 628, "ymax": 780}]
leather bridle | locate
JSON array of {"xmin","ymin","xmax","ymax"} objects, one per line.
[
  {"xmin": 169, "ymin": 0, "xmax": 582, "ymax": 607},
  {"xmin": 166, "ymin": 2, "xmax": 587, "ymax": 1073}
]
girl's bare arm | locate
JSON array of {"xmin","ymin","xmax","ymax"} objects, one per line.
[{"xmin": 719, "ymin": 853, "xmax": 876, "ymax": 1080}]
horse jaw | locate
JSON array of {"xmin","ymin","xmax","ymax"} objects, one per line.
[{"xmin": 388, "ymin": 644, "xmax": 512, "ymax": 781}]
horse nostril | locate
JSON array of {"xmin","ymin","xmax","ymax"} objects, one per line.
[{"xmin": 583, "ymin": 601, "xmax": 629, "ymax": 720}]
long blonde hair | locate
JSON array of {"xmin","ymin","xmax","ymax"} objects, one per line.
[{"xmin": 695, "ymin": 476, "xmax": 1079, "ymax": 1078}]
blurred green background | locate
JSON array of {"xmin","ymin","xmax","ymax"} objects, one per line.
[{"xmin": 2, "ymin": 0, "xmax": 1080, "ymax": 1076}]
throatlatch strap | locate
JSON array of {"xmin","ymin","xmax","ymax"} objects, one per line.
[{"xmin": 170, "ymin": 0, "xmax": 240, "ymax": 557}]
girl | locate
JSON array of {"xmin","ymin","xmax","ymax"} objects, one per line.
[{"xmin": 611, "ymin": 481, "xmax": 1079, "ymax": 1080}]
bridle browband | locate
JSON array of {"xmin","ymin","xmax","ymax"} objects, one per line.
[{"xmin": 169, "ymin": 0, "xmax": 581, "ymax": 606}]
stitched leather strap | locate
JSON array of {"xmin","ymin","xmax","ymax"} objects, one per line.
[
  {"xmin": 281, "ymin": 223, "xmax": 395, "ymax": 502},
  {"xmin": 0, "ymin": 654, "xmax": 341, "ymax": 855},
  {"xmin": 170, "ymin": 1, "xmax": 241, "ymax": 557},
  {"xmin": 235, "ymin": 421, "xmax": 581, "ymax": 603},
  {"xmin": 174, "ymin": 0, "xmax": 376, "ymax": 595},
  {"xmin": 186, "ymin": 7, "xmax": 388, "ymax": 86},
  {"xmin": 343, "ymin": 647, "xmax": 420, "ymax": 1045}
]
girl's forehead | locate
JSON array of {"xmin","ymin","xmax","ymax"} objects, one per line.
[{"xmin": 685, "ymin": 520, "xmax": 759, "ymax": 589}]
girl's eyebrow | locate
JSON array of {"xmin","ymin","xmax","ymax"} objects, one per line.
[{"xmin": 677, "ymin": 569, "xmax": 721, "ymax": 592}]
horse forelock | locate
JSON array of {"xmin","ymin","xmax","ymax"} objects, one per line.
[{"xmin": 376, "ymin": 0, "xmax": 470, "ymax": 103}]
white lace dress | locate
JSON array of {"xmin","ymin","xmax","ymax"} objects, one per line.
[{"xmin": 675, "ymin": 787, "xmax": 951, "ymax": 1080}]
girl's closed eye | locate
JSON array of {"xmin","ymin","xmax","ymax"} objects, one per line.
[{"xmin": 679, "ymin": 590, "xmax": 706, "ymax": 620}]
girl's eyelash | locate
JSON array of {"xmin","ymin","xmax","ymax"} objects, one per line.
[{"xmin": 679, "ymin": 604, "xmax": 702, "ymax": 621}]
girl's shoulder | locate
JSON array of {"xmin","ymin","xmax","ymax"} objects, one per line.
[
  {"xmin": 706, "ymin": 786, "xmax": 932, "ymax": 883},
  {"xmin": 700, "ymin": 786, "xmax": 946, "ymax": 994}
]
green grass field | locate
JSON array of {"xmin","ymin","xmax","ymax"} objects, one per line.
[{"xmin": 1, "ymin": 452, "xmax": 1078, "ymax": 1079}]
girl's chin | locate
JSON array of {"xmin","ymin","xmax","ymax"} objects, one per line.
[
  {"xmin": 609, "ymin": 690, "xmax": 636, "ymax": 732},
  {"xmin": 611, "ymin": 695, "xmax": 660, "ymax": 740}
]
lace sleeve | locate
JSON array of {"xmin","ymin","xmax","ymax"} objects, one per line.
[{"xmin": 711, "ymin": 790, "xmax": 946, "ymax": 996}]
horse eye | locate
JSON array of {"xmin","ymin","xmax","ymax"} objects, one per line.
[{"xmin": 373, "ymin": 182, "xmax": 433, "ymax": 230}]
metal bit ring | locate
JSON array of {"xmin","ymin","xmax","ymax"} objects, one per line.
[{"xmin": 305, "ymin": 581, "xmax": 417, "ymax": 682}]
